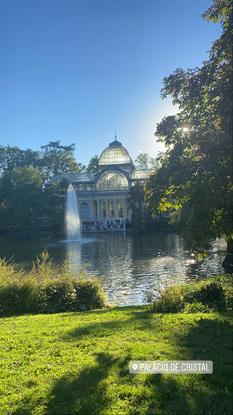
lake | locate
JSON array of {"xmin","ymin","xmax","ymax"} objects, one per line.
[{"xmin": 0, "ymin": 233, "xmax": 226, "ymax": 306}]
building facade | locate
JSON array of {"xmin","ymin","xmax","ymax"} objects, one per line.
[{"xmin": 54, "ymin": 138, "xmax": 152, "ymax": 231}]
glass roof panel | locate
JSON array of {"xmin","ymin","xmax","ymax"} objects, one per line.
[
  {"xmin": 97, "ymin": 171, "xmax": 128, "ymax": 190},
  {"xmin": 99, "ymin": 144, "xmax": 131, "ymax": 165}
]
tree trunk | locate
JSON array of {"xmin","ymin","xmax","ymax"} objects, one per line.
[{"xmin": 222, "ymin": 238, "xmax": 233, "ymax": 272}]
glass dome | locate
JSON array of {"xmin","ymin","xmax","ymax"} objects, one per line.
[
  {"xmin": 98, "ymin": 140, "xmax": 132, "ymax": 165},
  {"xmin": 96, "ymin": 170, "xmax": 128, "ymax": 191}
]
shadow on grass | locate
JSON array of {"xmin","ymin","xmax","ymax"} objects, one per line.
[
  {"xmin": 59, "ymin": 305, "xmax": 146, "ymax": 317},
  {"xmin": 173, "ymin": 317, "xmax": 233, "ymax": 414},
  {"xmin": 13, "ymin": 354, "xmax": 191, "ymax": 415},
  {"xmin": 45, "ymin": 352, "xmax": 116, "ymax": 415},
  {"xmin": 13, "ymin": 314, "xmax": 233, "ymax": 415},
  {"xmin": 46, "ymin": 363, "xmax": 192, "ymax": 415},
  {"xmin": 61, "ymin": 309, "xmax": 154, "ymax": 341}
]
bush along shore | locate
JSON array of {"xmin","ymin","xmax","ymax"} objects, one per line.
[
  {"xmin": 0, "ymin": 252, "xmax": 232, "ymax": 317},
  {"xmin": 150, "ymin": 276, "xmax": 233, "ymax": 314},
  {"xmin": 0, "ymin": 252, "xmax": 107, "ymax": 316}
]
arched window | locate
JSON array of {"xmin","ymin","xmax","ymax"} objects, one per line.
[
  {"xmin": 97, "ymin": 171, "xmax": 128, "ymax": 191},
  {"xmin": 79, "ymin": 201, "xmax": 90, "ymax": 220}
]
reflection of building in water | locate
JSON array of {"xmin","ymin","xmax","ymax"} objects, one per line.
[
  {"xmin": 53, "ymin": 136, "xmax": 152, "ymax": 232},
  {"xmin": 64, "ymin": 233, "xmax": 192, "ymax": 306}
]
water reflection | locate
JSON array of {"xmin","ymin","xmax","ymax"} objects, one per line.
[
  {"xmin": 0, "ymin": 233, "xmax": 225, "ymax": 306},
  {"xmin": 64, "ymin": 233, "xmax": 225, "ymax": 306}
]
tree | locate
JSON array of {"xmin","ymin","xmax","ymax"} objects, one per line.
[
  {"xmin": 42, "ymin": 179, "xmax": 68, "ymax": 233},
  {"xmin": 0, "ymin": 146, "xmax": 40, "ymax": 174},
  {"xmin": 0, "ymin": 167, "xmax": 43, "ymax": 234},
  {"xmin": 135, "ymin": 153, "xmax": 160, "ymax": 171},
  {"xmin": 129, "ymin": 182, "xmax": 154, "ymax": 232},
  {"xmin": 0, "ymin": 141, "xmax": 84, "ymax": 236},
  {"xmin": 40, "ymin": 141, "xmax": 84, "ymax": 180},
  {"xmin": 87, "ymin": 155, "xmax": 99, "ymax": 173},
  {"xmin": 0, "ymin": 167, "xmax": 69, "ymax": 237},
  {"xmin": 145, "ymin": 0, "xmax": 233, "ymax": 268},
  {"xmin": 0, "ymin": 141, "xmax": 84, "ymax": 183}
]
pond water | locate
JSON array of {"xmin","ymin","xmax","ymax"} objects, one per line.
[{"xmin": 0, "ymin": 233, "xmax": 226, "ymax": 306}]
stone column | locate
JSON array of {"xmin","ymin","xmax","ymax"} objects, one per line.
[
  {"xmin": 106, "ymin": 200, "xmax": 108, "ymax": 218},
  {"xmin": 122, "ymin": 199, "xmax": 125, "ymax": 218},
  {"xmin": 123, "ymin": 199, "xmax": 127, "ymax": 231},
  {"xmin": 100, "ymin": 200, "xmax": 102, "ymax": 220},
  {"xmin": 90, "ymin": 200, "xmax": 94, "ymax": 219},
  {"xmin": 113, "ymin": 199, "xmax": 117, "ymax": 219},
  {"xmin": 97, "ymin": 199, "xmax": 100, "ymax": 220},
  {"xmin": 109, "ymin": 199, "xmax": 112, "ymax": 218}
]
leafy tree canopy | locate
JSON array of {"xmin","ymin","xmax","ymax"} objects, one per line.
[
  {"xmin": 0, "ymin": 167, "xmax": 43, "ymax": 230},
  {"xmin": 87, "ymin": 155, "xmax": 99, "ymax": 173},
  {"xmin": 0, "ymin": 141, "xmax": 84, "ymax": 182},
  {"xmin": 145, "ymin": 0, "xmax": 233, "ymax": 262},
  {"xmin": 134, "ymin": 153, "xmax": 160, "ymax": 171},
  {"xmin": 0, "ymin": 146, "xmax": 40, "ymax": 175},
  {"xmin": 0, "ymin": 141, "xmax": 82, "ymax": 236},
  {"xmin": 40, "ymin": 140, "xmax": 84, "ymax": 179}
]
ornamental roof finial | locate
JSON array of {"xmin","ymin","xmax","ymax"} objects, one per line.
[{"xmin": 115, "ymin": 128, "xmax": 117, "ymax": 141}]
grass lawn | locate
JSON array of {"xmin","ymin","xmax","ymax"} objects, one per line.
[{"xmin": 0, "ymin": 307, "xmax": 232, "ymax": 415}]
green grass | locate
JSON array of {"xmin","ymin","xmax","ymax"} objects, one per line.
[{"xmin": 0, "ymin": 307, "xmax": 232, "ymax": 415}]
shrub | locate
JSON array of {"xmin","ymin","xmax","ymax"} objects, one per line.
[
  {"xmin": 73, "ymin": 278, "xmax": 107, "ymax": 311},
  {"xmin": 183, "ymin": 282, "xmax": 226, "ymax": 312},
  {"xmin": 221, "ymin": 279, "xmax": 233, "ymax": 311},
  {"xmin": 183, "ymin": 302, "xmax": 210, "ymax": 313},
  {"xmin": 151, "ymin": 286, "xmax": 185, "ymax": 313},
  {"xmin": 151, "ymin": 276, "xmax": 232, "ymax": 314},
  {"xmin": 44, "ymin": 277, "xmax": 76, "ymax": 313},
  {"xmin": 0, "ymin": 253, "xmax": 108, "ymax": 316}
]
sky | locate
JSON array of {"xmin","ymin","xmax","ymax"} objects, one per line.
[{"xmin": 0, "ymin": 0, "xmax": 221, "ymax": 166}]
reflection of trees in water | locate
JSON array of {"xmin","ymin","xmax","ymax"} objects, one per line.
[
  {"xmin": 186, "ymin": 252, "xmax": 225, "ymax": 279},
  {"xmin": 77, "ymin": 234, "xmax": 189, "ymax": 305},
  {"xmin": 62, "ymin": 233, "xmax": 226, "ymax": 306},
  {"xmin": 186, "ymin": 238, "xmax": 226, "ymax": 279},
  {"xmin": 82, "ymin": 234, "xmax": 131, "ymax": 271},
  {"xmin": 79, "ymin": 234, "xmax": 135, "ymax": 304},
  {"xmin": 131, "ymin": 233, "xmax": 185, "ymax": 260}
]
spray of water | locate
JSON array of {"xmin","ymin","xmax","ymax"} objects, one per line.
[{"xmin": 65, "ymin": 183, "xmax": 81, "ymax": 240}]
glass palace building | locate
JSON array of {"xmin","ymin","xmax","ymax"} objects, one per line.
[{"xmin": 55, "ymin": 137, "xmax": 152, "ymax": 232}]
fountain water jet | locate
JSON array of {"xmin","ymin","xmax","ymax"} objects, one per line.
[{"xmin": 65, "ymin": 183, "xmax": 81, "ymax": 240}]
